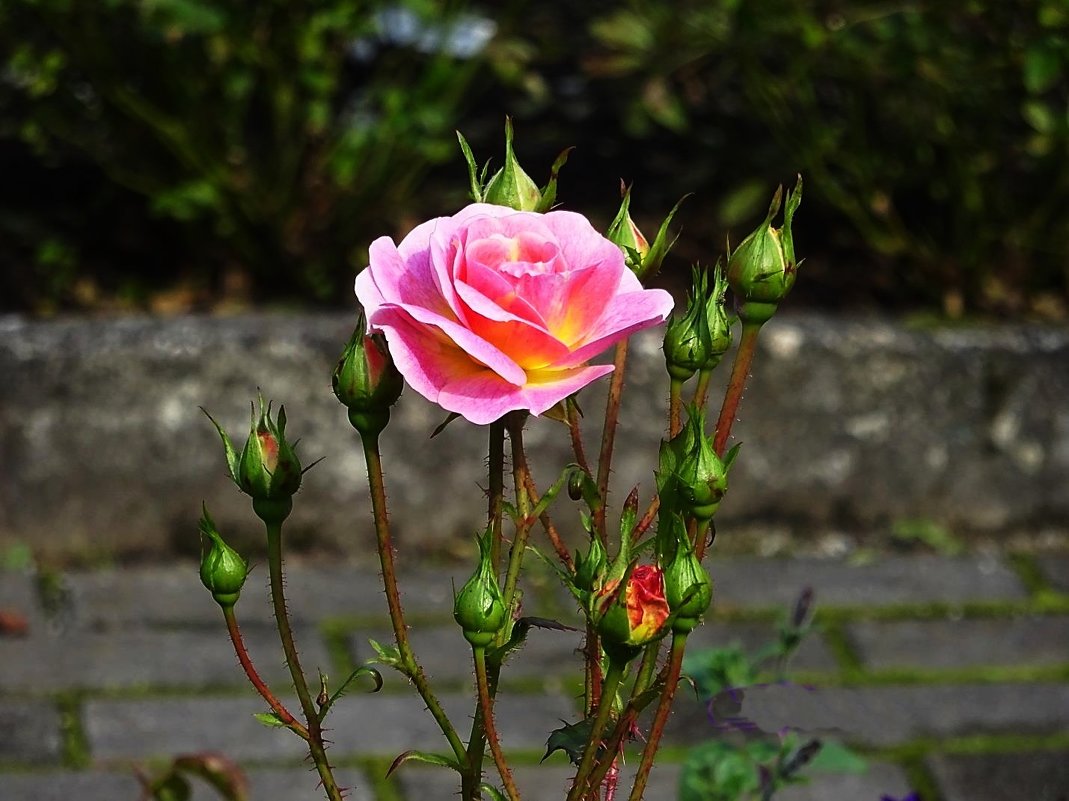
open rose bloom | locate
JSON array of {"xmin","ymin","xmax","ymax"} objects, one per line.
[{"xmin": 355, "ymin": 203, "xmax": 674, "ymax": 424}]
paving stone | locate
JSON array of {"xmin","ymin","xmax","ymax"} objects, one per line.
[
  {"xmin": 0, "ymin": 570, "xmax": 47, "ymax": 633},
  {"xmin": 686, "ymin": 621, "xmax": 839, "ymax": 674},
  {"xmin": 774, "ymin": 762, "xmax": 915, "ymax": 801},
  {"xmin": 928, "ymin": 751, "xmax": 1069, "ymax": 801},
  {"xmin": 85, "ymin": 690, "xmax": 576, "ymax": 761},
  {"xmin": 1039, "ymin": 553, "xmax": 1069, "ymax": 595},
  {"xmin": 0, "ymin": 771, "xmax": 140, "ymax": 801},
  {"xmin": 0, "ymin": 626, "xmax": 330, "ymax": 692},
  {"xmin": 190, "ymin": 768, "xmax": 373, "ymax": 801},
  {"xmin": 85, "ymin": 697, "xmax": 310, "ymax": 761},
  {"xmin": 395, "ymin": 762, "xmax": 680, "ymax": 801},
  {"xmin": 349, "ymin": 622, "xmax": 586, "ymax": 688},
  {"xmin": 664, "ymin": 682, "xmax": 1069, "ymax": 748},
  {"xmin": 848, "ymin": 616, "xmax": 1069, "ymax": 670},
  {"xmin": 63, "ymin": 563, "xmax": 564, "ymax": 629},
  {"xmin": 709, "ymin": 555, "xmax": 1027, "ymax": 610},
  {"xmin": 0, "ymin": 700, "xmax": 63, "ymax": 765}
]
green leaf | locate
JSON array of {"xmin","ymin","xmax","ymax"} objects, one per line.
[
  {"xmin": 150, "ymin": 772, "xmax": 192, "ymax": 801},
  {"xmin": 385, "ymin": 750, "xmax": 462, "ymax": 778},
  {"xmin": 543, "ymin": 718, "xmax": 596, "ymax": 765},
  {"xmin": 368, "ymin": 638, "xmax": 405, "ymax": 671},
  {"xmin": 1024, "ymin": 45, "xmax": 1061, "ymax": 94},
  {"xmin": 252, "ymin": 711, "xmax": 287, "ymax": 729},
  {"xmin": 317, "ymin": 665, "xmax": 383, "ymax": 721},
  {"xmin": 480, "ymin": 784, "xmax": 508, "ymax": 801}
]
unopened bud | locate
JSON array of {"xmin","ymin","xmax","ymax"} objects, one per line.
[
  {"xmin": 198, "ymin": 507, "xmax": 248, "ymax": 608},
  {"xmin": 454, "ymin": 527, "xmax": 507, "ymax": 648}
]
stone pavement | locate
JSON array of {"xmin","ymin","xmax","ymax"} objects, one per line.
[{"xmin": 1, "ymin": 552, "xmax": 1067, "ymax": 801}]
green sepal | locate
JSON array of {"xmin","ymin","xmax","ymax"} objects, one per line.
[
  {"xmin": 201, "ymin": 407, "xmax": 240, "ymax": 485},
  {"xmin": 535, "ymin": 146, "xmax": 573, "ymax": 212},
  {"xmin": 316, "ymin": 665, "xmax": 383, "ymax": 722},
  {"xmin": 456, "ymin": 130, "xmax": 485, "ymax": 202},
  {"xmin": 482, "ymin": 117, "xmax": 542, "ymax": 211},
  {"xmin": 480, "ymin": 784, "xmax": 509, "ymax": 801},
  {"xmin": 637, "ymin": 194, "xmax": 687, "ymax": 282}
]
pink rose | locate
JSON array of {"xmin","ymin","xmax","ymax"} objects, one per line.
[{"xmin": 355, "ymin": 203, "xmax": 674, "ymax": 424}]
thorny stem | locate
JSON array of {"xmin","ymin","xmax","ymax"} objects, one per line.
[
  {"xmin": 713, "ymin": 322, "xmax": 762, "ymax": 457},
  {"xmin": 668, "ymin": 378, "xmax": 684, "ymax": 438},
  {"xmin": 627, "ymin": 634, "xmax": 688, "ymax": 801},
  {"xmin": 222, "ymin": 605, "xmax": 308, "ymax": 740},
  {"xmin": 474, "ymin": 647, "xmax": 521, "ymax": 801},
  {"xmin": 567, "ymin": 661, "xmax": 625, "ymax": 801},
  {"xmin": 361, "ymin": 434, "xmax": 469, "ymax": 766},
  {"xmin": 588, "ymin": 645, "xmax": 659, "ymax": 791},
  {"xmin": 524, "ymin": 472, "xmax": 573, "ymax": 569},
  {"xmin": 264, "ymin": 521, "xmax": 343, "ymax": 801},
  {"xmin": 633, "ymin": 496, "xmax": 660, "ymax": 546},
  {"xmin": 465, "ymin": 420, "xmax": 507, "ymax": 801},
  {"xmin": 583, "ymin": 623, "xmax": 603, "ymax": 719},
  {"xmin": 488, "ymin": 421, "xmax": 506, "ymax": 570},
  {"xmin": 566, "ymin": 397, "xmax": 591, "ymax": 476},
  {"xmin": 693, "ymin": 367, "xmax": 714, "ymax": 411},
  {"xmin": 594, "ymin": 341, "xmax": 630, "ymax": 543},
  {"xmin": 501, "ymin": 414, "xmax": 533, "ymax": 615}
]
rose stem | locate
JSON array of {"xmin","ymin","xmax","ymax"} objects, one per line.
[
  {"xmin": 474, "ymin": 646, "xmax": 521, "ymax": 801},
  {"xmin": 501, "ymin": 413, "xmax": 534, "ymax": 614},
  {"xmin": 587, "ymin": 644, "xmax": 659, "ymax": 791},
  {"xmin": 361, "ymin": 433, "xmax": 469, "ymax": 766},
  {"xmin": 264, "ymin": 520, "xmax": 343, "ymax": 801},
  {"xmin": 626, "ymin": 633, "xmax": 688, "ymax": 801},
  {"xmin": 692, "ymin": 366, "xmax": 714, "ymax": 412},
  {"xmin": 488, "ymin": 420, "xmax": 506, "ymax": 570},
  {"xmin": 712, "ymin": 322, "xmax": 763, "ymax": 457},
  {"xmin": 464, "ymin": 419, "xmax": 508, "ymax": 800},
  {"xmin": 668, "ymin": 377, "xmax": 684, "ymax": 438},
  {"xmin": 567, "ymin": 661, "xmax": 625, "ymax": 801},
  {"xmin": 524, "ymin": 472, "xmax": 573, "ymax": 568},
  {"xmin": 222, "ymin": 605, "xmax": 308, "ymax": 740},
  {"xmin": 566, "ymin": 397, "xmax": 592, "ymax": 476},
  {"xmin": 594, "ymin": 340, "xmax": 630, "ymax": 543}
]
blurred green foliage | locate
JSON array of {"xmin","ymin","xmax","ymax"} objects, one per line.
[
  {"xmin": 2, "ymin": 1, "xmax": 1067, "ymax": 316},
  {"xmin": 0, "ymin": 0, "xmax": 492, "ymax": 308}
]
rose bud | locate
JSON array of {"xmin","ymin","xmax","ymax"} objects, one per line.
[
  {"xmin": 453, "ymin": 528, "xmax": 507, "ymax": 648},
  {"xmin": 607, "ymin": 184, "xmax": 683, "ymax": 283},
  {"xmin": 205, "ymin": 394, "xmax": 304, "ymax": 523},
  {"xmin": 573, "ymin": 535, "xmax": 607, "ymax": 596},
  {"xmin": 593, "ymin": 564, "xmax": 670, "ymax": 665},
  {"xmin": 663, "ymin": 267, "xmax": 714, "ymax": 381},
  {"xmin": 198, "ymin": 506, "xmax": 248, "ymax": 608},
  {"xmin": 727, "ymin": 175, "xmax": 802, "ymax": 325},
  {"xmin": 661, "ymin": 517, "xmax": 712, "ymax": 633},
  {"xmin": 333, "ymin": 310, "xmax": 404, "ymax": 436},
  {"xmin": 482, "ymin": 119, "xmax": 542, "ymax": 212},
  {"xmin": 703, "ymin": 262, "xmax": 734, "ymax": 372}
]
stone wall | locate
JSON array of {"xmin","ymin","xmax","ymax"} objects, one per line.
[{"xmin": 1, "ymin": 313, "xmax": 1066, "ymax": 559}]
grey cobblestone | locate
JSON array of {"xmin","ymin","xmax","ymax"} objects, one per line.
[
  {"xmin": 709, "ymin": 555, "xmax": 1027, "ymax": 609},
  {"xmin": 928, "ymin": 750, "xmax": 1069, "ymax": 801},
  {"xmin": 0, "ymin": 771, "xmax": 140, "ymax": 801},
  {"xmin": 1040, "ymin": 553, "xmax": 1069, "ymax": 595},
  {"xmin": 847, "ymin": 616, "xmax": 1069, "ymax": 670},
  {"xmin": 664, "ymin": 682, "xmax": 1069, "ymax": 747},
  {"xmin": 0, "ymin": 571, "xmax": 46, "ymax": 633},
  {"xmin": 0, "ymin": 700, "xmax": 63, "ymax": 765},
  {"xmin": 0, "ymin": 627, "xmax": 329, "ymax": 693},
  {"xmin": 85, "ymin": 690, "xmax": 575, "ymax": 761}
]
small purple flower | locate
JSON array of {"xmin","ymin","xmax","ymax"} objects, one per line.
[{"xmin": 880, "ymin": 793, "xmax": 921, "ymax": 801}]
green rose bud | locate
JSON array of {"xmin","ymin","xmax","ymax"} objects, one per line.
[
  {"xmin": 727, "ymin": 175, "xmax": 803, "ymax": 325},
  {"xmin": 704, "ymin": 263, "xmax": 734, "ymax": 372},
  {"xmin": 659, "ymin": 407, "xmax": 732, "ymax": 521},
  {"xmin": 574, "ymin": 535, "xmax": 607, "ymax": 595},
  {"xmin": 481, "ymin": 119, "xmax": 542, "ymax": 212},
  {"xmin": 454, "ymin": 528, "xmax": 507, "ymax": 648},
  {"xmin": 333, "ymin": 311, "xmax": 403, "ymax": 436},
  {"xmin": 606, "ymin": 183, "xmax": 650, "ymax": 273},
  {"xmin": 663, "ymin": 268, "xmax": 714, "ymax": 381},
  {"xmin": 661, "ymin": 517, "xmax": 712, "ymax": 633},
  {"xmin": 205, "ymin": 394, "xmax": 304, "ymax": 524},
  {"xmin": 198, "ymin": 507, "xmax": 248, "ymax": 608}
]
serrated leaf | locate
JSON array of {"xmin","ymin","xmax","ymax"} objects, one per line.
[
  {"xmin": 253, "ymin": 711, "xmax": 288, "ymax": 729},
  {"xmin": 543, "ymin": 718, "xmax": 597, "ymax": 765},
  {"xmin": 385, "ymin": 749, "xmax": 462, "ymax": 778}
]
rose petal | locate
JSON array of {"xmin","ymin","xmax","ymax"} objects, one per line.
[
  {"xmin": 439, "ymin": 363, "xmax": 615, "ymax": 425},
  {"xmin": 552, "ymin": 288, "xmax": 674, "ymax": 369},
  {"xmin": 370, "ymin": 304, "xmax": 527, "ymax": 388}
]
